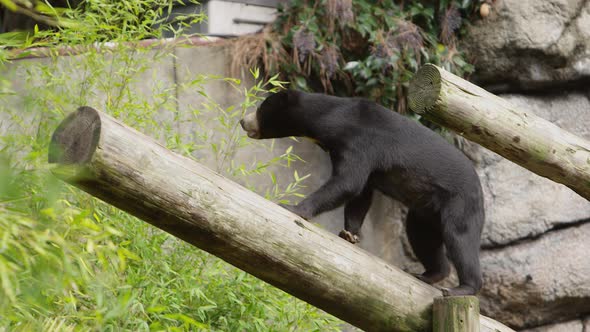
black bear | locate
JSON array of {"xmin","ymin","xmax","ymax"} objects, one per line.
[{"xmin": 240, "ymin": 90, "xmax": 484, "ymax": 296}]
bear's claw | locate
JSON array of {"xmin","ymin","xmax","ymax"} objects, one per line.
[{"xmin": 338, "ymin": 230, "xmax": 360, "ymax": 244}]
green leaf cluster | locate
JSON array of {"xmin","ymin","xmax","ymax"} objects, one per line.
[
  {"xmin": 242, "ymin": 0, "xmax": 477, "ymax": 113},
  {"xmin": 0, "ymin": 0, "xmax": 205, "ymax": 50}
]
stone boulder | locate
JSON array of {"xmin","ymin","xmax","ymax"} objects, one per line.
[
  {"xmin": 520, "ymin": 318, "xmax": 589, "ymax": 332},
  {"xmin": 464, "ymin": 0, "xmax": 590, "ymax": 91},
  {"xmin": 479, "ymin": 222, "xmax": 590, "ymax": 328}
]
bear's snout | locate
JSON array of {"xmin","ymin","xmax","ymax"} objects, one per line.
[{"xmin": 240, "ymin": 112, "xmax": 261, "ymax": 139}]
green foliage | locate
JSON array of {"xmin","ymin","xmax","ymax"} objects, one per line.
[
  {"xmin": 0, "ymin": 155, "xmax": 338, "ymax": 331},
  {"xmin": 0, "ymin": 0, "xmax": 82, "ymax": 31},
  {"xmin": 241, "ymin": 0, "xmax": 477, "ymax": 113},
  {"xmin": 0, "ymin": 0, "xmax": 204, "ymax": 49},
  {"xmin": 0, "ymin": 1, "xmax": 342, "ymax": 330}
]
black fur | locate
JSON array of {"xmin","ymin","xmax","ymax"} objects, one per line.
[{"xmin": 240, "ymin": 90, "xmax": 485, "ymax": 296}]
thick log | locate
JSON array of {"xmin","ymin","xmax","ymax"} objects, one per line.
[
  {"xmin": 408, "ymin": 64, "xmax": 590, "ymax": 201},
  {"xmin": 433, "ymin": 296, "xmax": 480, "ymax": 332},
  {"xmin": 48, "ymin": 107, "xmax": 514, "ymax": 332}
]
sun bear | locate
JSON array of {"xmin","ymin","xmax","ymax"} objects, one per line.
[{"xmin": 240, "ymin": 90, "xmax": 485, "ymax": 296}]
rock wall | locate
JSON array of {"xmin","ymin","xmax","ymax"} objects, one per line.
[
  {"xmin": 465, "ymin": 0, "xmax": 590, "ymax": 93},
  {"xmin": 463, "ymin": 0, "xmax": 590, "ymax": 329}
]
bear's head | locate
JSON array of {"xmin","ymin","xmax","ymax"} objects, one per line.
[{"xmin": 240, "ymin": 90, "xmax": 304, "ymax": 139}]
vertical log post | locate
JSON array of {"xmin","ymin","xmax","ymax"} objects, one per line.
[{"xmin": 433, "ymin": 296, "xmax": 480, "ymax": 332}]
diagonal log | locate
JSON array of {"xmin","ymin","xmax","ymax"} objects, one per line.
[
  {"xmin": 408, "ymin": 64, "xmax": 590, "ymax": 201},
  {"xmin": 48, "ymin": 106, "xmax": 514, "ymax": 332}
]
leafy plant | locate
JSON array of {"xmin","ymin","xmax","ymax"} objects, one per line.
[
  {"xmin": 0, "ymin": 0, "xmax": 204, "ymax": 51},
  {"xmin": 232, "ymin": 0, "xmax": 478, "ymax": 114},
  {"xmin": 0, "ymin": 0, "xmax": 342, "ymax": 330}
]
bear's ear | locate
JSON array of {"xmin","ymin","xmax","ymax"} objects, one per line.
[
  {"xmin": 283, "ymin": 89, "xmax": 299, "ymax": 105},
  {"xmin": 268, "ymin": 90, "xmax": 299, "ymax": 109}
]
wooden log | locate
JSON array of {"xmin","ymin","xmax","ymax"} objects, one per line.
[
  {"xmin": 48, "ymin": 107, "xmax": 514, "ymax": 332},
  {"xmin": 408, "ymin": 64, "xmax": 590, "ymax": 201},
  {"xmin": 433, "ymin": 296, "xmax": 480, "ymax": 332}
]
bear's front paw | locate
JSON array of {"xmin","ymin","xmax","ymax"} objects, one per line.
[
  {"xmin": 338, "ymin": 230, "xmax": 360, "ymax": 244},
  {"xmin": 279, "ymin": 203, "xmax": 311, "ymax": 220}
]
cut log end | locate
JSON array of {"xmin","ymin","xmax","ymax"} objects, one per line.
[
  {"xmin": 48, "ymin": 106, "xmax": 101, "ymax": 164},
  {"xmin": 433, "ymin": 296, "xmax": 480, "ymax": 332},
  {"xmin": 408, "ymin": 64, "xmax": 442, "ymax": 115}
]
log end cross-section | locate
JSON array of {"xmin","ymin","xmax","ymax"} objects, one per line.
[{"xmin": 49, "ymin": 106, "xmax": 101, "ymax": 165}]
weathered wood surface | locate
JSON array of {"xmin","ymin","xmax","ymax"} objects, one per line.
[
  {"xmin": 433, "ymin": 296, "xmax": 480, "ymax": 332},
  {"xmin": 408, "ymin": 64, "xmax": 590, "ymax": 201},
  {"xmin": 48, "ymin": 107, "xmax": 514, "ymax": 332}
]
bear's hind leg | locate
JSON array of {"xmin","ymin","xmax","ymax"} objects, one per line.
[
  {"xmin": 440, "ymin": 199, "xmax": 483, "ymax": 296},
  {"xmin": 406, "ymin": 209, "xmax": 450, "ymax": 285}
]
